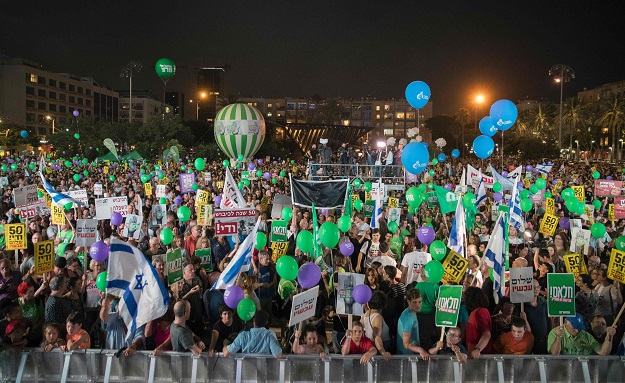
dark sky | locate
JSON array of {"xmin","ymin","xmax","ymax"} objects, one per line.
[{"xmin": 2, "ymin": 1, "xmax": 624, "ymax": 115}]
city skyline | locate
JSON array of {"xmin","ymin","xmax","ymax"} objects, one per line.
[{"xmin": 1, "ymin": 1, "xmax": 624, "ymax": 115}]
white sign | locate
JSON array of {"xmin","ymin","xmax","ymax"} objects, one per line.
[
  {"xmin": 570, "ymin": 228, "xmax": 591, "ymax": 255},
  {"xmin": 151, "ymin": 204, "xmax": 167, "ymax": 226},
  {"xmin": 122, "ymin": 214, "xmax": 143, "ymax": 240},
  {"xmin": 336, "ymin": 273, "xmax": 365, "ymax": 316},
  {"xmin": 214, "ymin": 208, "xmax": 257, "ymax": 236},
  {"xmin": 271, "ymin": 194, "xmax": 292, "ymax": 219},
  {"xmin": 288, "ymin": 286, "xmax": 319, "ymax": 327},
  {"xmin": 371, "ymin": 182, "xmax": 388, "ymax": 201},
  {"xmin": 76, "ymin": 219, "xmax": 98, "ymax": 247},
  {"xmin": 156, "ymin": 185, "xmax": 167, "ymax": 198},
  {"xmin": 18, "ymin": 199, "xmax": 48, "ymax": 219},
  {"xmin": 387, "ymin": 207, "xmax": 401, "ymax": 226},
  {"xmin": 67, "ymin": 189, "xmax": 88, "ymax": 208},
  {"xmin": 13, "ymin": 184, "xmax": 38, "ymax": 208},
  {"xmin": 94, "ymin": 183, "xmax": 103, "ymax": 196},
  {"xmin": 509, "ymin": 267, "xmax": 535, "ymax": 304},
  {"xmin": 95, "ymin": 196, "xmax": 128, "ymax": 220}
]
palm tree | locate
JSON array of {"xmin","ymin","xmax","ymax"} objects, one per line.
[
  {"xmin": 454, "ymin": 108, "xmax": 471, "ymax": 155},
  {"xmin": 562, "ymin": 97, "xmax": 590, "ymax": 159},
  {"xmin": 528, "ymin": 103, "xmax": 557, "ymax": 141},
  {"xmin": 317, "ymin": 99, "xmax": 343, "ymax": 125},
  {"xmin": 596, "ymin": 94, "xmax": 625, "ymax": 161},
  {"xmin": 515, "ymin": 109, "xmax": 532, "ymax": 137}
]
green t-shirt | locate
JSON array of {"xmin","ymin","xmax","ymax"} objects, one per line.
[
  {"xmin": 415, "ymin": 281, "xmax": 439, "ymax": 315},
  {"xmin": 547, "ymin": 328, "xmax": 601, "ymax": 355},
  {"xmin": 56, "ymin": 229, "xmax": 74, "ymax": 257}
]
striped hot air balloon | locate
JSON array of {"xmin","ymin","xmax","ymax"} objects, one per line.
[{"xmin": 214, "ymin": 103, "xmax": 266, "ymax": 160}]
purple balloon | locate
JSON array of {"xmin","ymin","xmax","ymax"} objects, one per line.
[
  {"xmin": 73, "ymin": 110, "xmax": 79, "ymax": 117},
  {"xmin": 297, "ymin": 262, "xmax": 321, "ymax": 289},
  {"xmin": 517, "ymin": 182, "xmax": 524, "ymax": 188},
  {"xmin": 607, "ymin": 176, "xmax": 613, "ymax": 180},
  {"xmin": 526, "ymin": 165, "xmax": 533, "ymax": 171},
  {"xmin": 559, "ymin": 217, "xmax": 570, "ymax": 230},
  {"xmin": 444, "ymin": 184, "xmax": 452, "ymax": 190},
  {"xmin": 257, "ymin": 159, "xmax": 263, "ymax": 165},
  {"xmin": 174, "ymin": 196, "xmax": 183, "ymax": 205},
  {"xmin": 352, "ymin": 284, "xmax": 372, "ymax": 305},
  {"xmin": 214, "ymin": 195, "xmax": 222, "ymax": 206},
  {"xmin": 340, "ymin": 241, "xmax": 354, "ymax": 256},
  {"xmin": 552, "ymin": 179, "xmax": 558, "ymax": 185},
  {"xmin": 417, "ymin": 226, "xmax": 435, "ymax": 245},
  {"xmin": 224, "ymin": 285, "xmax": 245, "ymax": 309},
  {"xmin": 493, "ymin": 192, "xmax": 503, "ymax": 202},
  {"xmin": 501, "ymin": 171, "xmax": 508, "ymax": 177},
  {"xmin": 110, "ymin": 212, "xmax": 123, "ymax": 226},
  {"xmin": 263, "ymin": 172, "xmax": 271, "ymax": 180},
  {"xmin": 248, "ymin": 163, "xmax": 255, "ymax": 171},
  {"xmin": 89, "ymin": 241, "xmax": 109, "ymax": 262}
]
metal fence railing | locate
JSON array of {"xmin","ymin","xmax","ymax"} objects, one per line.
[
  {"xmin": 2, "ymin": 349, "xmax": 625, "ymax": 383},
  {"xmin": 307, "ymin": 163, "xmax": 405, "ymax": 183}
]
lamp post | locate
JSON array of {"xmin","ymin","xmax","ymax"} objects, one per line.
[
  {"xmin": 574, "ymin": 140, "xmax": 579, "ymax": 161},
  {"xmin": 120, "ymin": 61, "xmax": 143, "ymax": 123},
  {"xmin": 45, "ymin": 116, "xmax": 55, "ymax": 135},
  {"xmin": 591, "ymin": 140, "xmax": 595, "ymax": 160},
  {"xmin": 193, "ymin": 92, "xmax": 208, "ymax": 121},
  {"xmin": 549, "ymin": 64, "xmax": 575, "ymax": 157}
]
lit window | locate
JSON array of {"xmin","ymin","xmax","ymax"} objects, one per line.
[
  {"xmin": 30, "ymin": 74, "xmax": 38, "ymax": 83},
  {"xmin": 375, "ymin": 106, "xmax": 380, "ymax": 111},
  {"xmin": 396, "ymin": 112, "xmax": 405, "ymax": 119},
  {"xmin": 268, "ymin": 103, "xmax": 272, "ymax": 108},
  {"xmin": 248, "ymin": 102, "xmax": 253, "ymax": 106},
  {"xmin": 602, "ymin": 127, "xmax": 609, "ymax": 134},
  {"xmin": 267, "ymin": 112, "xmax": 273, "ymax": 117},
  {"xmin": 376, "ymin": 114, "xmax": 380, "ymax": 120},
  {"xmin": 384, "ymin": 104, "xmax": 390, "ymax": 111},
  {"xmin": 384, "ymin": 129, "xmax": 394, "ymax": 136},
  {"xmin": 342, "ymin": 120, "xmax": 350, "ymax": 126}
]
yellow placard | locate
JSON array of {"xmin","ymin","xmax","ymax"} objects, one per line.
[
  {"xmin": 563, "ymin": 252, "xmax": 588, "ymax": 277},
  {"xmin": 388, "ymin": 197, "xmax": 399, "ymax": 208},
  {"xmin": 195, "ymin": 189, "xmax": 210, "ymax": 206},
  {"xmin": 607, "ymin": 249, "xmax": 625, "ymax": 284},
  {"xmin": 216, "ymin": 181, "xmax": 224, "ymax": 190},
  {"xmin": 144, "ymin": 182, "xmax": 152, "ymax": 196},
  {"xmin": 539, "ymin": 213, "xmax": 559, "ymax": 236},
  {"xmin": 271, "ymin": 242, "xmax": 289, "ymax": 260},
  {"xmin": 365, "ymin": 192, "xmax": 372, "ymax": 201},
  {"xmin": 442, "ymin": 250, "xmax": 469, "ymax": 284},
  {"xmin": 5, "ymin": 223, "xmax": 27, "ymax": 250},
  {"xmin": 572, "ymin": 186, "xmax": 585, "ymax": 203},
  {"xmin": 51, "ymin": 204, "xmax": 66, "ymax": 226},
  {"xmin": 103, "ymin": 166, "xmax": 109, "ymax": 175},
  {"xmin": 545, "ymin": 198, "xmax": 555, "ymax": 216},
  {"xmin": 608, "ymin": 204, "xmax": 615, "ymax": 222},
  {"xmin": 522, "ymin": 178, "xmax": 531, "ymax": 188},
  {"xmin": 196, "ymin": 204, "xmax": 213, "ymax": 226},
  {"xmin": 34, "ymin": 240, "xmax": 55, "ymax": 274},
  {"xmin": 158, "ymin": 177, "xmax": 170, "ymax": 185},
  {"xmin": 351, "ymin": 194, "xmax": 360, "ymax": 203}
]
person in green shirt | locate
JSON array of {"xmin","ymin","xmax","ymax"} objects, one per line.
[
  {"xmin": 55, "ymin": 223, "xmax": 74, "ymax": 257},
  {"xmin": 548, "ymin": 312, "xmax": 615, "ymax": 356}
]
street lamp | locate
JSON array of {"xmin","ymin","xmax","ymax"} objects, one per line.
[
  {"xmin": 619, "ymin": 139, "xmax": 623, "ymax": 161},
  {"xmin": 549, "ymin": 64, "xmax": 575, "ymax": 156},
  {"xmin": 575, "ymin": 140, "xmax": 579, "ymax": 161},
  {"xmin": 194, "ymin": 92, "xmax": 208, "ymax": 121},
  {"xmin": 45, "ymin": 116, "xmax": 55, "ymax": 135},
  {"xmin": 120, "ymin": 61, "xmax": 143, "ymax": 123}
]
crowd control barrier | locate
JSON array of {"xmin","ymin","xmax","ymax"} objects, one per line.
[{"xmin": 1, "ymin": 349, "xmax": 625, "ymax": 383}]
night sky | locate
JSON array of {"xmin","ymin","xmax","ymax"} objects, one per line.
[{"xmin": 2, "ymin": 1, "xmax": 624, "ymax": 115}]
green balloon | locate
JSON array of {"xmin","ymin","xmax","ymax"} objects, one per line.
[
  {"xmin": 160, "ymin": 228, "xmax": 174, "ymax": 245},
  {"xmin": 387, "ymin": 221, "xmax": 398, "ymax": 233},
  {"xmin": 561, "ymin": 188, "xmax": 574, "ymax": 200},
  {"xmin": 296, "ymin": 230, "xmax": 314, "ymax": 253},
  {"xmin": 73, "ymin": 174, "xmax": 80, "ymax": 182},
  {"xmin": 406, "ymin": 187, "xmax": 422, "ymax": 208},
  {"xmin": 492, "ymin": 182, "xmax": 502, "ymax": 193},
  {"xmin": 616, "ymin": 236, "xmax": 625, "ymax": 251},
  {"xmin": 223, "ymin": 160, "xmax": 230, "ymax": 168},
  {"xmin": 271, "ymin": 178, "xmax": 277, "ymax": 185},
  {"xmin": 180, "ymin": 165, "xmax": 186, "ymax": 171},
  {"xmin": 291, "ymin": 160, "xmax": 295, "ymax": 165},
  {"xmin": 319, "ymin": 222, "xmax": 340, "ymax": 248},
  {"xmin": 256, "ymin": 170, "xmax": 263, "ymax": 177},
  {"xmin": 428, "ymin": 182, "xmax": 434, "ymax": 190},
  {"xmin": 590, "ymin": 223, "xmax": 606, "ymax": 239},
  {"xmin": 353, "ymin": 179, "xmax": 362, "ymax": 188},
  {"xmin": 194, "ymin": 158, "xmax": 205, "ymax": 171},
  {"xmin": 238, "ymin": 154, "xmax": 244, "ymax": 162},
  {"xmin": 28, "ymin": 163, "xmax": 35, "ymax": 170},
  {"xmin": 565, "ymin": 198, "xmax": 580, "ymax": 214},
  {"xmin": 462, "ymin": 193, "xmax": 476, "ymax": 209},
  {"xmin": 96, "ymin": 271, "xmax": 108, "ymax": 292},
  {"xmin": 74, "ymin": 133, "xmax": 80, "ymax": 140},
  {"xmin": 10, "ymin": 164, "xmax": 17, "ymax": 171},
  {"xmin": 192, "ymin": 183, "xmax": 199, "ymax": 191},
  {"xmin": 279, "ymin": 170, "xmax": 286, "ymax": 177},
  {"xmin": 354, "ymin": 199, "xmax": 364, "ymax": 211},
  {"xmin": 432, "ymin": 159, "xmax": 439, "ymax": 165},
  {"xmin": 520, "ymin": 198, "xmax": 533, "ymax": 212},
  {"xmin": 408, "ymin": 205, "xmax": 415, "ymax": 214},
  {"xmin": 545, "ymin": 191, "xmax": 553, "ymax": 199},
  {"xmin": 236, "ymin": 297, "xmax": 257, "ymax": 322},
  {"xmin": 429, "ymin": 169, "xmax": 436, "ymax": 177},
  {"xmin": 140, "ymin": 175, "xmax": 150, "ymax": 183},
  {"xmin": 592, "ymin": 171, "xmax": 601, "ymax": 180},
  {"xmin": 238, "ymin": 181, "xmax": 244, "ymax": 189},
  {"xmin": 281, "ymin": 207, "xmax": 293, "ymax": 221},
  {"xmin": 1, "ymin": 164, "xmax": 7, "ymax": 172},
  {"xmin": 276, "ymin": 256, "xmax": 299, "ymax": 281},
  {"xmin": 535, "ymin": 178, "xmax": 546, "ymax": 190},
  {"xmin": 423, "ymin": 260, "xmax": 444, "ymax": 284},
  {"xmin": 520, "ymin": 189, "xmax": 530, "ymax": 199},
  {"xmin": 529, "ymin": 184, "xmax": 539, "ymax": 195},
  {"xmin": 278, "ymin": 278, "xmax": 295, "ymax": 300},
  {"xmin": 242, "ymin": 179, "xmax": 250, "ymax": 187},
  {"xmin": 575, "ymin": 201, "xmax": 586, "ymax": 215},
  {"xmin": 154, "ymin": 165, "xmax": 160, "ymax": 171},
  {"xmin": 109, "ymin": 175, "xmax": 115, "ymax": 182},
  {"xmin": 159, "ymin": 197, "xmax": 167, "ymax": 204},
  {"xmin": 83, "ymin": 170, "xmax": 89, "ymax": 177},
  {"xmin": 64, "ymin": 202, "xmax": 73, "ymax": 210},
  {"xmin": 155, "ymin": 58, "xmax": 176, "ymax": 78},
  {"xmin": 64, "ymin": 160, "xmax": 72, "ymax": 168},
  {"xmin": 429, "ymin": 240, "xmax": 447, "ymax": 261},
  {"xmin": 592, "ymin": 199, "xmax": 602, "ymax": 210},
  {"xmin": 37, "ymin": 191, "xmax": 44, "ymax": 198},
  {"xmin": 364, "ymin": 182, "xmax": 372, "ymax": 192},
  {"xmin": 255, "ymin": 232, "xmax": 267, "ymax": 250},
  {"xmin": 177, "ymin": 206, "xmax": 191, "ymax": 222},
  {"xmin": 338, "ymin": 215, "xmax": 351, "ymax": 232},
  {"xmin": 418, "ymin": 184, "xmax": 427, "ymax": 193}
]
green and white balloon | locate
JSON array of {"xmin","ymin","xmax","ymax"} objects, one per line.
[{"xmin": 214, "ymin": 103, "xmax": 266, "ymax": 161}]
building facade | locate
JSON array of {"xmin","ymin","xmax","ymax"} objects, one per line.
[{"xmin": 118, "ymin": 92, "xmax": 170, "ymax": 124}]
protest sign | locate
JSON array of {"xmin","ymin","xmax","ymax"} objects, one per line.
[
  {"xmin": 67, "ymin": 189, "xmax": 88, "ymax": 208},
  {"xmin": 95, "ymin": 196, "xmax": 128, "ymax": 220},
  {"xmin": 572, "ymin": 186, "xmax": 585, "ymax": 202},
  {"xmin": 387, "ymin": 208, "xmax": 401, "ymax": 226},
  {"xmin": 289, "ymin": 286, "xmax": 320, "ymax": 327},
  {"xmin": 144, "ymin": 182, "xmax": 152, "ymax": 196},
  {"xmin": 196, "ymin": 204, "xmax": 213, "ymax": 226},
  {"xmin": 195, "ymin": 248, "xmax": 212, "ymax": 272},
  {"xmin": 18, "ymin": 199, "xmax": 48, "ymax": 219},
  {"xmin": 151, "ymin": 204, "xmax": 167, "ymax": 226},
  {"xmin": 75, "ymin": 219, "xmax": 98, "ymax": 247},
  {"xmin": 435, "ymin": 285, "xmax": 463, "ymax": 327},
  {"xmin": 336, "ymin": 273, "xmax": 365, "ymax": 316},
  {"xmin": 214, "ymin": 208, "xmax": 256, "ymax": 236},
  {"xmin": 545, "ymin": 198, "xmax": 555, "ymax": 216},
  {"xmin": 608, "ymin": 204, "xmax": 615, "ymax": 221},
  {"xmin": 5, "ymin": 223, "xmax": 27, "ymax": 250},
  {"xmin": 387, "ymin": 197, "xmax": 399, "ymax": 208},
  {"xmin": 270, "ymin": 242, "xmax": 289, "ymax": 259},
  {"xmin": 595, "ymin": 180, "xmax": 622, "ymax": 197},
  {"xmin": 607, "ymin": 249, "xmax": 625, "ymax": 284},
  {"xmin": 94, "ymin": 183, "xmax": 103, "ymax": 196},
  {"xmin": 195, "ymin": 189, "xmax": 210, "ymax": 206},
  {"xmin": 13, "ymin": 184, "xmax": 38, "ymax": 208},
  {"xmin": 547, "ymin": 273, "xmax": 576, "ymax": 317},
  {"xmin": 427, "ymin": 191, "xmax": 438, "ymax": 208},
  {"xmin": 179, "ymin": 173, "xmax": 195, "ymax": 194},
  {"xmin": 270, "ymin": 194, "xmax": 292, "ymax": 219},
  {"xmin": 509, "ymin": 267, "xmax": 535, "ymax": 304},
  {"xmin": 614, "ymin": 197, "xmax": 625, "ymax": 219},
  {"xmin": 270, "ymin": 220, "xmax": 288, "ymax": 242},
  {"xmin": 539, "ymin": 214, "xmax": 559, "ymax": 236},
  {"xmin": 51, "ymin": 204, "xmax": 66, "ymax": 226},
  {"xmin": 364, "ymin": 199, "xmax": 375, "ymax": 218},
  {"xmin": 569, "ymin": 228, "xmax": 591, "ymax": 256},
  {"xmin": 166, "ymin": 248, "xmax": 183, "ymax": 285},
  {"xmin": 563, "ymin": 252, "xmax": 588, "ymax": 277},
  {"xmin": 442, "ymin": 250, "xmax": 469, "ymax": 284},
  {"xmin": 34, "ymin": 240, "xmax": 54, "ymax": 275},
  {"xmin": 155, "ymin": 185, "xmax": 167, "ymax": 198},
  {"xmin": 122, "ymin": 214, "xmax": 143, "ymax": 239}
]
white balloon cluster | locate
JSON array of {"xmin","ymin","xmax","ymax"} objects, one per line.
[{"xmin": 435, "ymin": 138, "xmax": 447, "ymax": 148}]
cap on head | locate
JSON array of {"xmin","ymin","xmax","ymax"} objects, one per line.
[{"xmin": 566, "ymin": 313, "xmax": 585, "ymax": 330}]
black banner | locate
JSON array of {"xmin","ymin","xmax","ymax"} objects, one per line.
[{"xmin": 289, "ymin": 177, "xmax": 349, "ymax": 209}]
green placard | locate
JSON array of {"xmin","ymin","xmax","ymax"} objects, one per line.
[
  {"xmin": 435, "ymin": 285, "xmax": 463, "ymax": 327},
  {"xmin": 271, "ymin": 220, "xmax": 288, "ymax": 242},
  {"xmin": 427, "ymin": 192, "xmax": 438, "ymax": 208},
  {"xmin": 195, "ymin": 248, "xmax": 212, "ymax": 272},
  {"xmin": 364, "ymin": 200, "xmax": 375, "ymax": 218},
  {"xmin": 241, "ymin": 171, "xmax": 250, "ymax": 180},
  {"xmin": 547, "ymin": 273, "xmax": 576, "ymax": 317},
  {"xmin": 167, "ymin": 248, "xmax": 183, "ymax": 285}
]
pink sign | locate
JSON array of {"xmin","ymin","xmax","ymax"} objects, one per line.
[{"xmin": 595, "ymin": 180, "xmax": 622, "ymax": 197}]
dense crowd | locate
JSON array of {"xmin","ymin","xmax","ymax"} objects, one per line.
[{"xmin": 1, "ymin": 152, "xmax": 625, "ymax": 364}]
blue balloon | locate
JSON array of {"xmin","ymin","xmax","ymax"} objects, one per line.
[
  {"xmin": 401, "ymin": 142, "xmax": 430, "ymax": 175},
  {"xmin": 405, "ymin": 81, "xmax": 431, "ymax": 109},
  {"xmin": 479, "ymin": 116, "xmax": 498, "ymax": 137},
  {"xmin": 20, "ymin": 130, "xmax": 28, "ymax": 139},
  {"xmin": 437, "ymin": 153, "xmax": 446, "ymax": 163},
  {"xmin": 490, "ymin": 99, "xmax": 518, "ymax": 131},
  {"xmin": 473, "ymin": 135, "xmax": 495, "ymax": 159},
  {"xmin": 451, "ymin": 149, "xmax": 460, "ymax": 158}
]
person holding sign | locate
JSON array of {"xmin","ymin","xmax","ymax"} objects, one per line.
[
  {"xmin": 428, "ymin": 326, "xmax": 468, "ymax": 363},
  {"xmin": 493, "ymin": 317, "xmax": 534, "ymax": 355},
  {"xmin": 548, "ymin": 312, "xmax": 616, "ymax": 356},
  {"xmin": 341, "ymin": 320, "xmax": 378, "ymax": 364}
]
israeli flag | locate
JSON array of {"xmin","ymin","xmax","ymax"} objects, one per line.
[
  {"xmin": 213, "ymin": 218, "xmax": 261, "ymax": 290},
  {"xmin": 107, "ymin": 238, "xmax": 170, "ymax": 341},
  {"xmin": 38, "ymin": 171, "xmax": 87, "ymax": 208},
  {"xmin": 483, "ymin": 212, "xmax": 506, "ymax": 304},
  {"xmin": 370, "ymin": 178, "xmax": 383, "ymax": 229},
  {"xmin": 449, "ymin": 199, "xmax": 466, "ymax": 258},
  {"xmin": 488, "ymin": 165, "xmax": 515, "ymax": 191},
  {"xmin": 535, "ymin": 164, "xmax": 553, "ymax": 175},
  {"xmin": 475, "ymin": 180, "xmax": 487, "ymax": 207},
  {"xmin": 508, "ymin": 175, "xmax": 525, "ymax": 231}
]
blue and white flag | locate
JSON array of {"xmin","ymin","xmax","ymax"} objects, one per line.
[
  {"xmin": 475, "ymin": 180, "xmax": 487, "ymax": 207},
  {"xmin": 107, "ymin": 238, "xmax": 169, "ymax": 341},
  {"xmin": 370, "ymin": 178, "xmax": 383, "ymax": 229},
  {"xmin": 535, "ymin": 164, "xmax": 553, "ymax": 175},
  {"xmin": 506, "ymin": 165, "xmax": 523, "ymax": 181},
  {"xmin": 213, "ymin": 218, "xmax": 261, "ymax": 290},
  {"xmin": 449, "ymin": 199, "xmax": 466, "ymax": 257},
  {"xmin": 483, "ymin": 212, "xmax": 506, "ymax": 304},
  {"xmin": 488, "ymin": 165, "xmax": 515, "ymax": 191},
  {"xmin": 508, "ymin": 174, "xmax": 525, "ymax": 231},
  {"xmin": 38, "ymin": 171, "xmax": 87, "ymax": 208}
]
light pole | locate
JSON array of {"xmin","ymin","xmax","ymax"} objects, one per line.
[
  {"xmin": 620, "ymin": 139, "xmax": 624, "ymax": 161},
  {"xmin": 45, "ymin": 116, "xmax": 55, "ymax": 135},
  {"xmin": 591, "ymin": 140, "xmax": 595, "ymax": 160},
  {"xmin": 549, "ymin": 64, "xmax": 575, "ymax": 157},
  {"xmin": 193, "ymin": 92, "xmax": 208, "ymax": 121},
  {"xmin": 575, "ymin": 140, "xmax": 579, "ymax": 161},
  {"xmin": 120, "ymin": 61, "xmax": 143, "ymax": 123}
]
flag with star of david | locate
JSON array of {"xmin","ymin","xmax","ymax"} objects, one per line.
[{"xmin": 106, "ymin": 237, "xmax": 169, "ymax": 340}]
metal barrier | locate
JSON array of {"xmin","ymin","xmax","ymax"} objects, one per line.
[
  {"xmin": 2, "ymin": 349, "xmax": 625, "ymax": 383},
  {"xmin": 307, "ymin": 163, "xmax": 405, "ymax": 183}
]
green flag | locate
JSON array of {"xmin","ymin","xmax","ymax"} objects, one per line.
[
  {"xmin": 344, "ymin": 182, "xmax": 353, "ymax": 218},
  {"xmin": 434, "ymin": 185, "xmax": 459, "ymax": 214}
]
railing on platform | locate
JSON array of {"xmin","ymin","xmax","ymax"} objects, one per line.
[
  {"xmin": 2, "ymin": 349, "xmax": 625, "ymax": 383},
  {"xmin": 307, "ymin": 163, "xmax": 406, "ymax": 184}
]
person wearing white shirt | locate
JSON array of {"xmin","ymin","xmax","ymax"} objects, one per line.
[{"xmin": 401, "ymin": 241, "xmax": 432, "ymax": 285}]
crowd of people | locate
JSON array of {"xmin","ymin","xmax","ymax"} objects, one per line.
[{"xmin": 1, "ymin": 150, "xmax": 625, "ymax": 366}]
